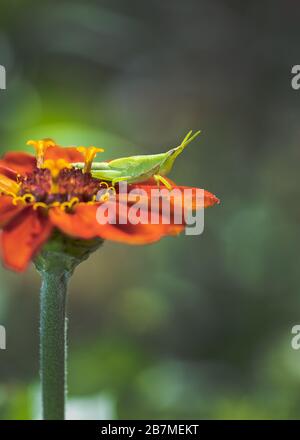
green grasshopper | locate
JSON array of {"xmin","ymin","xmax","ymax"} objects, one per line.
[{"xmin": 74, "ymin": 130, "xmax": 201, "ymax": 189}]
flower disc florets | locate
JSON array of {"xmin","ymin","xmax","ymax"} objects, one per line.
[{"xmin": 17, "ymin": 167, "xmax": 102, "ymax": 204}]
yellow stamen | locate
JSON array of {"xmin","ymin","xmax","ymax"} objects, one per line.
[
  {"xmin": 27, "ymin": 138, "xmax": 56, "ymax": 168},
  {"xmin": 89, "ymin": 182, "xmax": 110, "ymax": 204},
  {"xmin": 12, "ymin": 197, "xmax": 25, "ymax": 206},
  {"xmin": 22, "ymin": 194, "xmax": 36, "ymax": 203},
  {"xmin": 50, "ymin": 201, "xmax": 61, "ymax": 208},
  {"xmin": 77, "ymin": 146, "xmax": 104, "ymax": 173},
  {"xmin": 42, "ymin": 159, "xmax": 71, "ymax": 193},
  {"xmin": 33, "ymin": 199, "xmax": 79, "ymax": 211},
  {"xmin": 12, "ymin": 193, "xmax": 36, "ymax": 205},
  {"xmin": 33, "ymin": 202, "xmax": 49, "ymax": 211},
  {"xmin": 0, "ymin": 191, "xmax": 18, "ymax": 198},
  {"xmin": 99, "ymin": 181, "xmax": 109, "ymax": 189},
  {"xmin": 98, "ymin": 186, "xmax": 116, "ymax": 202},
  {"xmin": 60, "ymin": 197, "xmax": 79, "ymax": 211},
  {"xmin": 86, "ymin": 195, "xmax": 98, "ymax": 205}
]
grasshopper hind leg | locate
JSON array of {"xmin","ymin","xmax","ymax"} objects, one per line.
[{"xmin": 153, "ymin": 174, "xmax": 172, "ymax": 190}]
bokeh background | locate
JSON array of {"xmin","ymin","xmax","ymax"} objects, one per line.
[{"xmin": 0, "ymin": 0, "xmax": 300, "ymax": 419}]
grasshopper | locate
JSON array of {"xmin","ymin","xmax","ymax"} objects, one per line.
[{"xmin": 74, "ymin": 130, "xmax": 201, "ymax": 189}]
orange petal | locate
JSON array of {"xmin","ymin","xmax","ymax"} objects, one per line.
[
  {"xmin": 0, "ymin": 195, "xmax": 26, "ymax": 227},
  {"xmin": 129, "ymin": 183, "xmax": 220, "ymax": 211},
  {"xmin": 166, "ymin": 186, "xmax": 220, "ymax": 209},
  {"xmin": 49, "ymin": 202, "xmax": 183, "ymax": 244},
  {"xmin": 45, "ymin": 145, "xmax": 84, "ymax": 163},
  {"xmin": 0, "ymin": 151, "xmax": 36, "ymax": 176},
  {"xmin": 97, "ymin": 219, "xmax": 182, "ymax": 244},
  {"xmin": 1, "ymin": 208, "xmax": 53, "ymax": 271},
  {"xmin": 49, "ymin": 204, "xmax": 98, "ymax": 239},
  {"xmin": 96, "ymin": 201, "xmax": 183, "ymax": 243},
  {"xmin": 170, "ymin": 186, "xmax": 220, "ymax": 209}
]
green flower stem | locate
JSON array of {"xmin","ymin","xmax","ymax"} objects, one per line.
[
  {"xmin": 39, "ymin": 267, "xmax": 69, "ymax": 420},
  {"xmin": 35, "ymin": 231, "xmax": 103, "ymax": 420}
]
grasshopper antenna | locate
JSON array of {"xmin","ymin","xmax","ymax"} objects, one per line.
[
  {"xmin": 169, "ymin": 130, "xmax": 201, "ymax": 159},
  {"xmin": 181, "ymin": 130, "xmax": 201, "ymax": 148}
]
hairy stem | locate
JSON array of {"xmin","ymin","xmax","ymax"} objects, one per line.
[
  {"xmin": 40, "ymin": 268, "xmax": 69, "ymax": 420},
  {"xmin": 35, "ymin": 231, "xmax": 103, "ymax": 420}
]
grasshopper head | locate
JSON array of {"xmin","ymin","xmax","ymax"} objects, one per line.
[{"xmin": 160, "ymin": 130, "xmax": 201, "ymax": 175}]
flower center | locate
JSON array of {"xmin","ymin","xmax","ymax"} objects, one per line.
[{"xmin": 17, "ymin": 166, "xmax": 103, "ymax": 205}]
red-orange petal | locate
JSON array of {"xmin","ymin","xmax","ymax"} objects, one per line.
[
  {"xmin": 45, "ymin": 145, "xmax": 84, "ymax": 163},
  {"xmin": 0, "ymin": 196, "xmax": 26, "ymax": 227},
  {"xmin": 0, "ymin": 165, "xmax": 18, "ymax": 180},
  {"xmin": 1, "ymin": 208, "xmax": 53, "ymax": 271},
  {"xmin": 128, "ymin": 183, "xmax": 220, "ymax": 210},
  {"xmin": 0, "ymin": 151, "xmax": 36, "ymax": 176}
]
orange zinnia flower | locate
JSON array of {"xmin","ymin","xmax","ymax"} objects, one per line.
[{"xmin": 0, "ymin": 139, "xmax": 219, "ymax": 272}]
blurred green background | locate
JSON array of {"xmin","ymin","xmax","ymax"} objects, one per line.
[{"xmin": 1, "ymin": 0, "xmax": 300, "ymax": 420}]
